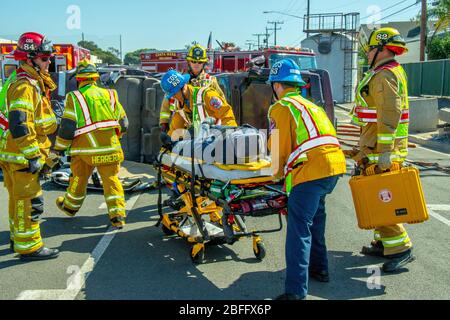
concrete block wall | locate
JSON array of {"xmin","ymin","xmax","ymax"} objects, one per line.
[{"xmin": 409, "ymin": 97, "xmax": 439, "ymax": 133}]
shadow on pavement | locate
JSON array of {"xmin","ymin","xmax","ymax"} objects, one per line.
[
  {"xmin": 307, "ymin": 250, "xmax": 387, "ymax": 300},
  {"xmin": 78, "ymin": 223, "xmax": 280, "ymax": 300}
]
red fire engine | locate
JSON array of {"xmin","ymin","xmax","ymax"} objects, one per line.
[
  {"xmin": 140, "ymin": 46, "xmax": 317, "ymax": 73},
  {"xmin": 1, "ymin": 43, "xmax": 91, "ymax": 84},
  {"xmin": 53, "ymin": 44, "xmax": 91, "ymax": 71}
]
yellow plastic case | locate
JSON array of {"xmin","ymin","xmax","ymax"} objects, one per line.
[{"xmin": 349, "ymin": 167, "xmax": 429, "ymax": 230}]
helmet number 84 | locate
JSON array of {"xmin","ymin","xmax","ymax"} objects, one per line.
[
  {"xmin": 23, "ymin": 43, "xmax": 36, "ymax": 51},
  {"xmin": 168, "ymin": 75, "xmax": 181, "ymax": 87}
]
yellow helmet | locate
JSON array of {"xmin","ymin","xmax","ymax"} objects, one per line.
[
  {"xmin": 186, "ymin": 44, "xmax": 208, "ymax": 63},
  {"xmin": 75, "ymin": 59, "xmax": 99, "ymax": 81},
  {"xmin": 365, "ymin": 27, "xmax": 408, "ymax": 56}
]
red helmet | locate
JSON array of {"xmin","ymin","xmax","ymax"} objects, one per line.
[{"xmin": 14, "ymin": 32, "xmax": 54, "ymax": 61}]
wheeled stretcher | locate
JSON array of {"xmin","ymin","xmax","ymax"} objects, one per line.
[{"xmin": 155, "ymin": 149, "xmax": 287, "ymax": 264}]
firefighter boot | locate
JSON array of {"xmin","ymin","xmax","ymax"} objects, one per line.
[
  {"xmin": 20, "ymin": 247, "xmax": 60, "ymax": 261},
  {"xmin": 275, "ymin": 293, "xmax": 306, "ymax": 300},
  {"xmin": 110, "ymin": 217, "xmax": 125, "ymax": 230},
  {"xmin": 56, "ymin": 197, "xmax": 78, "ymax": 217},
  {"xmin": 361, "ymin": 240, "xmax": 385, "ymax": 258},
  {"xmin": 383, "ymin": 249, "xmax": 416, "ymax": 273},
  {"xmin": 309, "ymin": 270, "xmax": 330, "ymax": 283}
]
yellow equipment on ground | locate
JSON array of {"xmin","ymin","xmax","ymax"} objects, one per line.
[{"xmin": 350, "ymin": 166, "xmax": 429, "ymax": 230}]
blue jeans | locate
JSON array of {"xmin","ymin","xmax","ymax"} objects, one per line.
[{"xmin": 285, "ymin": 175, "xmax": 341, "ymax": 298}]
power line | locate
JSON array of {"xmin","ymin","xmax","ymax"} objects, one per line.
[
  {"xmin": 252, "ymin": 33, "xmax": 266, "ymax": 49},
  {"xmin": 371, "ymin": 1, "xmax": 420, "ymax": 24},
  {"xmin": 325, "ymin": 0, "xmax": 362, "ymax": 12},
  {"xmin": 283, "ymin": 0, "xmax": 298, "ymax": 13},
  {"xmin": 361, "ymin": 0, "xmax": 409, "ymax": 20}
]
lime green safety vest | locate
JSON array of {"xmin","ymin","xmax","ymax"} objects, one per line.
[
  {"xmin": 0, "ymin": 70, "xmax": 16, "ymax": 137},
  {"xmin": 351, "ymin": 61, "xmax": 409, "ymax": 164},
  {"xmin": 270, "ymin": 92, "xmax": 341, "ymax": 194},
  {"xmin": 191, "ymin": 86, "xmax": 212, "ymax": 133},
  {"xmin": 68, "ymin": 84, "xmax": 122, "ymax": 138}
]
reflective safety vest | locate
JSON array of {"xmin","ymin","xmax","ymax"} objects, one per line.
[
  {"xmin": 274, "ymin": 92, "xmax": 341, "ymax": 194},
  {"xmin": 68, "ymin": 84, "xmax": 122, "ymax": 138},
  {"xmin": 190, "ymin": 73, "xmax": 213, "ymax": 88},
  {"xmin": 191, "ymin": 86, "xmax": 222, "ymax": 133},
  {"xmin": 351, "ymin": 61, "xmax": 409, "ymax": 164},
  {"xmin": 0, "ymin": 71, "xmax": 16, "ymax": 135}
]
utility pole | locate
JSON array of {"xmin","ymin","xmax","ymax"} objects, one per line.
[
  {"xmin": 420, "ymin": 0, "xmax": 427, "ymax": 61},
  {"xmin": 306, "ymin": 0, "xmax": 311, "ymax": 38},
  {"xmin": 119, "ymin": 34, "xmax": 123, "ymax": 64},
  {"xmin": 253, "ymin": 33, "xmax": 265, "ymax": 50},
  {"xmin": 268, "ymin": 21, "xmax": 284, "ymax": 46},
  {"xmin": 245, "ymin": 40, "xmax": 256, "ymax": 51},
  {"xmin": 265, "ymin": 26, "xmax": 270, "ymax": 49},
  {"xmin": 82, "ymin": 32, "xmax": 85, "ymax": 42}
]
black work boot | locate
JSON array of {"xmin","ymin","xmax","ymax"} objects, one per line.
[
  {"xmin": 383, "ymin": 249, "xmax": 416, "ymax": 273},
  {"xmin": 309, "ymin": 270, "xmax": 330, "ymax": 283},
  {"xmin": 275, "ymin": 293, "xmax": 306, "ymax": 300},
  {"xmin": 110, "ymin": 217, "xmax": 125, "ymax": 230},
  {"xmin": 361, "ymin": 240, "xmax": 385, "ymax": 258},
  {"xmin": 20, "ymin": 247, "xmax": 60, "ymax": 261}
]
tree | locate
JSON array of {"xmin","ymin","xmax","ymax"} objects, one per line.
[
  {"xmin": 427, "ymin": 0, "xmax": 450, "ymax": 56},
  {"xmin": 428, "ymin": 33, "xmax": 450, "ymax": 60},
  {"xmin": 78, "ymin": 40, "xmax": 121, "ymax": 65},
  {"xmin": 428, "ymin": 0, "xmax": 450, "ymax": 35},
  {"xmin": 124, "ymin": 48, "xmax": 155, "ymax": 65},
  {"xmin": 108, "ymin": 47, "xmax": 121, "ymax": 58}
]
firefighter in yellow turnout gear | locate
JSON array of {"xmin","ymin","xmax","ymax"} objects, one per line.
[
  {"xmin": 159, "ymin": 44, "xmax": 226, "ymax": 132},
  {"xmin": 352, "ymin": 27, "xmax": 416, "ymax": 272},
  {"xmin": 54, "ymin": 60, "xmax": 129, "ymax": 229},
  {"xmin": 0, "ymin": 32, "xmax": 59, "ymax": 260},
  {"xmin": 268, "ymin": 59, "xmax": 347, "ymax": 300},
  {"xmin": 160, "ymin": 70, "xmax": 237, "ymax": 138}
]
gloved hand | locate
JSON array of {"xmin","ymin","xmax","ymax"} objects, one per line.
[
  {"xmin": 377, "ymin": 152, "xmax": 392, "ymax": 171},
  {"xmin": 28, "ymin": 157, "xmax": 43, "ymax": 174},
  {"xmin": 51, "ymin": 149, "xmax": 65, "ymax": 157},
  {"xmin": 160, "ymin": 131, "xmax": 173, "ymax": 150},
  {"xmin": 43, "ymin": 150, "xmax": 64, "ymax": 173},
  {"xmin": 160, "ymin": 123, "xmax": 169, "ymax": 133}
]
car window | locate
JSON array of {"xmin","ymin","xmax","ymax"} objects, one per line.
[{"xmin": 269, "ymin": 54, "xmax": 317, "ymax": 70}]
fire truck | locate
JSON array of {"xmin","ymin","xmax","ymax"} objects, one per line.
[
  {"xmin": 140, "ymin": 46, "xmax": 317, "ymax": 74},
  {"xmin": 53, "ymin": 44, "xmax": 91, "ymax": 71},
  {"xmin": 0, "ymin": 43, "xmax": 90, "ymax": 85},
  {"xmin": 0, "ymin": 43, "xmax": 18, "ymax": 86}
]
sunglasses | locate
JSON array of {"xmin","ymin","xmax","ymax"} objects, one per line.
[{"xmin": 37, "ymin": 55, "xmax": 52, "ymax": 62}]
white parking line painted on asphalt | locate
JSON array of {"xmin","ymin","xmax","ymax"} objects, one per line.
[
  {"xmin": 427, "ymin": 204, "xmax": 450, "ymax": 211},
  {"xmin": 16, "ymin": 192, "xmax": 142, "ymax": 300},
  {"xmin": 416, "ymin": 146, "xmax": 450, "ymax": 157},
  {"xmin": 427, "ymin": 205, "xmax": 450, "ymax": 227}
]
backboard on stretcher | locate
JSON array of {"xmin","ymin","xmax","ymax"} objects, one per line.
[{"xmin": 160, "ymin": 152, "xmax": 276, "ymax": 185}]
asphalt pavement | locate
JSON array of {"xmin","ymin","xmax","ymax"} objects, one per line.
[{"xmin": 0, "ymin": 108, "xmax": 449, "ymax": 300}]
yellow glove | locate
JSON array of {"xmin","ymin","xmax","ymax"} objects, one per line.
[{"xmin": 365, "ymin": 164, "xmax": 378, "ymax": 176}]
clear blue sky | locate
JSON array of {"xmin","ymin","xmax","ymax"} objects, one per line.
[{"xmin": 0, "ymin": 0, "xmax": 421, "ymax": 54}]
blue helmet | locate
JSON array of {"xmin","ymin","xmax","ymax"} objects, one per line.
[
  {"xmin": 161, "ymin": 70, "xmax": 191, "ymax": 99},
  {"xmin": 267, "ymin": 59, "xmax": 306, "ymax": 86}
]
